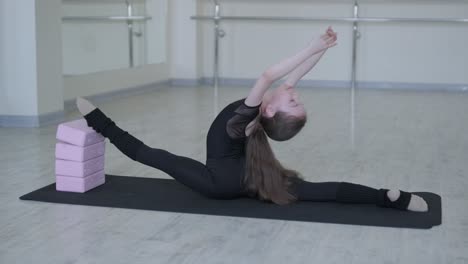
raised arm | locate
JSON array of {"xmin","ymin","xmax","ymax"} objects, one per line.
[
  {"xmin": 285, "ymin": 27, "xmax": 337, "ymax": 87},
  {"xmin": 284, "ymin": 49, "xmax": 327, "ymax": 88},
  {"xmin": 244, "ymin": 29, "xmax": 337, "ymax": 107}
]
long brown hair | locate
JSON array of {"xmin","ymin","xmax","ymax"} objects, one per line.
[{"xmin": 244, "ymin": 112, "xmax": 307, "ymax": 205}]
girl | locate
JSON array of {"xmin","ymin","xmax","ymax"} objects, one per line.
[{"xmin": 77, "ymin": 26, "xmax": 428, "ymax": 212}]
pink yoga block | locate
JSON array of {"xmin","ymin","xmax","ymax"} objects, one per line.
[
  {"xmin": 56, "ymin": 169, "xmax": 105, "ymax": 193},
  {"xmin": 55, "ymin": 141, "xmax": 106, "ymax": 162},
  {"xmin": 56, "ymin": 119, "xmax": 104, "ymax": 147},
  {"xmin": 55, "ymin": 155, "xmax": 105, "ymax": 177}
]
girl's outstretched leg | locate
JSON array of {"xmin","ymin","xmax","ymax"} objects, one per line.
[
  {"xmin": 291, "ymin": 178, "xmax": 428, "ymax": 212},
  {"xmin": 76, "ymin": 98, "xmax": 218, "ymax": 197}
]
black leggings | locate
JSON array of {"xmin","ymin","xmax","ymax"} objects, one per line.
[{"xmin": 84, "ymin": 108, "xmax": 388, "ymax": 206}]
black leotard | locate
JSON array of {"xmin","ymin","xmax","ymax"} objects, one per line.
[{"xmin": 83, "ymin": 98, "xmax": 394, "ymax": 207}]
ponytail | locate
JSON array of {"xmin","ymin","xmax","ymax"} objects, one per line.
[{"xmin": 244, "ymin": 117, "xmax": 300, "ymax": 205}]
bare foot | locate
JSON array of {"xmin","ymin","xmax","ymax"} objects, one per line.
[
  {"xmin": 76, "ymin": 97, "xmax": 97, "ymax": 116},
  {"xmin": 387, "ymin": 189, "xmax": 429, "ymax": 212}
]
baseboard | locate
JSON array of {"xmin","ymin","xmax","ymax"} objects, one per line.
[
  {"xmin": 0, "ymin": 110, "xmax": 65, "ymax": 128},
  {"xmin": 200, "ymin": 77, "xmax": 468, "ymax": 92},
  {"xmin": 169, "ymin": 78, "xmax": 203, "ymax": 86},
  {"xmin": 348, "ymin": 80, "xmax": 468, "ymax": 92}
]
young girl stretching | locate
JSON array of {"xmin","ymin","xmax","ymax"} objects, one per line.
[{"xmin": 77, "ymin": 26, "xmax": 428, "ymax": 212}]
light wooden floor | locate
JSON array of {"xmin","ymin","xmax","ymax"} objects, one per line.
[{"xmin": 1, "ymin": 85, "xmax": 467, "ymax": 264}]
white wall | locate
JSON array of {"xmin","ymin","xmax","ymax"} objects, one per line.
[
  {"xmin": 168, "ymin": 0, "xmax": 201, "ymax": 80},
  {"xmin": 196, "ymin": 0, "xmax": 468, "ymax": 85},
  {"xmin": 36, "ymin": 0, "xmax": 64, "ymax": 115},
  {"xmin": 0, "ymin": 0, "xmax": 39, "ymax": 116},
  {"xmin": 359, "ymin": 2, "xmax": 468, "ymax": 84},
  {"xmin": 0, "ymin": 0, "xmax": 63, "ymax": 119},
  {"xmin": 146, "ymin": 0, "xmax": 167, "ymax": 65}
]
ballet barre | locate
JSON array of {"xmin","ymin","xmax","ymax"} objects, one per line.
[{"xmin": 191, "ymin": 0, "xmax": 468, "ymax": 146}]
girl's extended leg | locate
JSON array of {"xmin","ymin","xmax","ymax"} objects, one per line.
[
  {"xmin": 291, "ymin": 179, "xmax": 381, "ymax": 203},
  {"xmin": 290, "ymin": 178, "xmax": 428, "ymax": 212},
  {"xmin": 82, "ymin": 107, "xmax": 219, "ymax": 197}
]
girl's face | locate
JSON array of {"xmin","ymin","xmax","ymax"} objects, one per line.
[{"xmin": 264, "ymin": 84, "xmax": 306, "ymax": 118}]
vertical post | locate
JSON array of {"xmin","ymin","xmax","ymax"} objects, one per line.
[
  {"xmin": 350, "ymin": 0, "xmax": 360, "ymax": 149},
  {"xmin": 213, "ymin": 0, "xmax": 221, "ymax": 115},
  {"xmin": 126, "ymin": 0, "xmax": 134, "ymax": 67}
]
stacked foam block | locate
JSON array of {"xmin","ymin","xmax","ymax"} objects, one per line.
[{"xmin": 55, "ymin": 119, "xmax": 106, "ymax": 193}]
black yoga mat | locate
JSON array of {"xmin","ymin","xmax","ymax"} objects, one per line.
[{"xmin": 20, "ymin": 175, "xmax": 442, "ymax": 229}]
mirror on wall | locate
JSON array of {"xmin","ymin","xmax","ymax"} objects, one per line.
[{"xmin": 61, "ymin": 0, "xmax": 167, "ymax": 75}]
